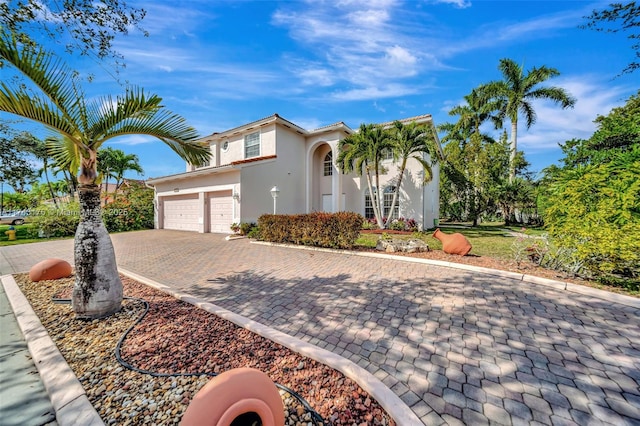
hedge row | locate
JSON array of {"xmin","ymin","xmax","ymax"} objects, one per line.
[{"xmin": 258, "ymin": 212, "xmax": 364, "ymax": 249}]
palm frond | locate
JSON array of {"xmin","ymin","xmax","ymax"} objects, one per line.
[
  {"xmin": 0, "ymin": 85, "xmax": 77, "ymax": 137},
  {"xmin": 46, "ymin": 136, "xmax": 81, "ymax": 177},
  {"xmin": 0, "ymin": 28, "xmax": 86, "ymax": 128}
]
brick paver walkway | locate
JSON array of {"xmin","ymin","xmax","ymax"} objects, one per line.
[{"xmin": 2, "ymin": 230, "xmax": 639, "ymax": 425}]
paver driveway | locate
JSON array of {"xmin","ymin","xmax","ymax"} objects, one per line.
[{"xmin": 2, "ymin": 229, "xmax": 639, "ymax": 425}]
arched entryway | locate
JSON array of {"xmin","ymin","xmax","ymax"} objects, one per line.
[{"xmin": 310, "ymin": 143, "xmax": 333, "ymax": 212}]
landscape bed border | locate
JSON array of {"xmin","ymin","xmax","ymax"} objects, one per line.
[{"xmin": 1, "ymin": 269, "xmax": 422, "ymax": 426}]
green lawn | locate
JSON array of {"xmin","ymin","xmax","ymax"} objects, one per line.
[
  {"xmin": 0, "ymin": 224, "xmax": 70, "ymax": 246},
  {"xmin": 356, "ymin": 223, "xmax": 538, "ymax": 260}
]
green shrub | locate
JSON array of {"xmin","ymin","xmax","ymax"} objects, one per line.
[
  {"xmin": 103, "ymin": 185, "xmax": 154, "ymax": 233},
  {"xmin": 29, "ymin": 204, "xmax": 80, "ymax": 237},
  {"xmin": 240, "ymin": 222, "xmax": 257, "ymax": 236},
  {"xmin": 541, "ymin": 157, "xmax": 640, "ymax": 283},
  {"xmin": 258, "ymin": 212, "xmax": 363, "ymax": 249},
  {"xmin": 246, "ymin": 226, "xmax": 261, "ymax": 239}
]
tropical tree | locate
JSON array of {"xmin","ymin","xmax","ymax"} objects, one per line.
[
  {"xmin": 48, "ymin": 136, "xmax": 81, "ymax": 200},
  {"xmin": 337, "ymin": 123, "xmax": 393, "ymax": 229},
  {"xmin": 384, "ymin": 121, "xmax": 440, "ymax": 228},
  {"xmin": 0, "ymin": 30, "xmax": 209, "ymax": 319},
  {"xmin": 582, "ymin": 1, "xmax": 639, "ymax": 75},
  {"xmin": 439, "ymin": 88, "xmax": 510, "ymax": 225},
  {"xmin": 538, "ymin": 91, "xmax": 640, "ymax": 283},
  {"xmin": 0, "ymin": 126, "xmax": 40, "ymax": 192},
  {"xmin": 559, "ymin": 90, "xmax": 640, "ymax": 168},
  {"xmin": 482, "ymin": 58, "xmax": 576, "ymax": 181},
  {"xmin": 98, "ymin": 147, "xmax": 144, "ymax": 203},
  {"xmin": 0, "ymin": 0, "xmax": 147, "ymax": 68}
]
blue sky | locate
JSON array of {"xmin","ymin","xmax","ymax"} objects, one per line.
[{"xmin": 4, "ymin": 0, "xmax": 639, "ymax": 181}]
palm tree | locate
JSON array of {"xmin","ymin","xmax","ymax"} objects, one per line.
[
  {"xmin": 483, "ymin": 58, "xmax": 576, "ymax": 181},
  {"xmin": 0, "ymin": 30, "xmax": 209, "ymax": 319},
  {"xmin": 336, "ymin": 123, "xmax": 393, "ymax": 229},
  {"xmin": 108, "ymin": 149, "xmax": 144, "ymax": 200},
  {"xmin": 96, "ymin": 147, "xmax": 143, "ymax": 204},
  {"xmin": 384, "ymin": 121, "xmax": 440, "ymax": 228},
  {"xmin": 440, "ymin": 88, "xmax": 506, "ymax": 225},
  {"xmin": 97, "ymin": 147, "xmax": 118, "ymax": 204}
]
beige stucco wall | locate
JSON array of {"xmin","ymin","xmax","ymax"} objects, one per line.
[
  {"xmin": 155, "ymin": 118, "xmax": 441, "ymax": 232},
  {"xmin": 237, "ymin": 127, "xmax": 307, "ymax": 223}
]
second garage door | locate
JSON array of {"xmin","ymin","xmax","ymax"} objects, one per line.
[
  {"xmin": 208, "ymin": 191, "xmax": 233, "ymax": 233},
  {"xmin": 163, "ymin": 194, "xmax": 199, "ymax": 231}
]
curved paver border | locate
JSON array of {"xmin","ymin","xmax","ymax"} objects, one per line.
[
  {"xmin": 252, "ymin": 241, "xmax": 640, "ymax": 309},
  {"xmin": 119, "ymin": 268, "xmax": 423, "ymax": 425},
  {"xmin": 1, "ymin": 274, "xmax": 105, "ymax": 426}
]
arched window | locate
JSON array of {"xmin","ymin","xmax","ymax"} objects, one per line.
[
  {"xmin": 323, "ymin": 151, "xmax": 333, "ymax": 176},
  {"xmin": 384, "ymin": 186, "xmax": 399, "ymax": 219}
]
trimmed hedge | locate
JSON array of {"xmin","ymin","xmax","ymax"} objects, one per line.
[{"xmin": 258, "ymin": 211, "xmax": 364, "ymax": 249}]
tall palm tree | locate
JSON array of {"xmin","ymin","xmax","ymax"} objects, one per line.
[
  {"xmin": 483, "ymin": 58, "xmax": 576, "ymax": 181},
  {"xmin": 337, "ymin": 123, "xmax": 393, "ymax": 229},
  {"xmin": 440, "ymin": 88, "xmax": 506, "ymax": 225},
  {"xmin": 0, "ymin": 30, "xmax": 209, "ymax": 319},
  {"xmin": 109, "ymin": 149, "xmax": 144, "ymax": 199},
  {"xmin": 384, "ymin": 121, "xmax": 440, "ymax": 228}
]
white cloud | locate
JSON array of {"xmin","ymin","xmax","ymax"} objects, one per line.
[
  {"xmin": 347, "ymin": 9, "xmax": 391, "ymax": 26},
  {"xmin": 110, "ymin": 135, "xmax": 157, "ymax": 146},
  {"xmin": 429, "ymin": 0, "xmax": 472, "ymax": 9},
  {"xmin": 271, "ymin": 2, "xmax": 431, "ymax": 101},
  {"xmin": 384, "ymin": 45, "xmax": 418, "ymax": 77},
  {"xmin": 298, "ymin": 67, "xmax": 335, "ymax": 86},
  {"xmin": 439, "ymin": 6, "xmax": 594, "ymax": 57},
  {"xmin": 331, "ymin": 83, "xmax": 420, "ymax": 101}
]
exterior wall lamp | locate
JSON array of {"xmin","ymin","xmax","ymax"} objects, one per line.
[{"xmin": 270, "ymin": 186, "xmax": 280, "ymax": 214}]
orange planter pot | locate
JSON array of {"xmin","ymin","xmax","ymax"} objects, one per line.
[
  {"xmin": 180, "ymin": 368, "xmax": 284, "ymax": 426},
  {"xmin": 29, "ymin": 258, "xmax": 72, "ymax": 282},
  {"xmin": 432, "ymin": 228, "xmax": 472, "ymax": 256}
]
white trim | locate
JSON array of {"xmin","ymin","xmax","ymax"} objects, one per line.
[{"xmin": 157, "ymin": 183, "xmax": 237, "ymax": 198}]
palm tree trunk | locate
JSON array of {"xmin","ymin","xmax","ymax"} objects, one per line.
[
  {"xmin": 71, "ymin": 183, "xmax": 122, "ymax": 319},
  {"xmin": 384, "ymin": 159, "xmax": 406, "ymax": 228},
  {"xmin": 509, "ymin": 120, "xmax": 518, "ymax": 182},
  {"xmin": 43, "ymin": 161, "xmax": 58, "ymax": 208},
  {"xmin": 365, "ymin": 171, "xmax": 384, "ymax": 229}
]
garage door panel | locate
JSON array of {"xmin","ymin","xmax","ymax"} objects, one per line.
[
  {"xmin": 208, "ymin": 191, "xmax": 233, "ymax": 233},
  {"xmin": 163, "ymin": 194, "xmax": 199, "ymax": 231}
]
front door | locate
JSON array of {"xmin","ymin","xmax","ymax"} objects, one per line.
[{"xmin": 322, "ymin": 194, "xmax": 332, "ymax": 212}]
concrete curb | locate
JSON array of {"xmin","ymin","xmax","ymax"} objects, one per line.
[
  {"xmin": 1, "ymin": 274, "xmax": 105, "ymax": 426},
  {"xmin": 119, "ymin": 268, "xmax": 423, "ymax": 426},
  {"xmin": 252, "ymin": 241, "xmax": 640, "ymax": 309}
]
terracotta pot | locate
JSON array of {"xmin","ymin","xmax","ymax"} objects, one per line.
[
  {"xmin": 432, "ymin": 228, "xmax": 472, "ymax": 256},
  {"xmin": 29, "ymin": 258, "xmax": 72, "ymax": 282},
  {"xmin": 180, "ymin": 367, "xmax": 284, "ymax": 426}
]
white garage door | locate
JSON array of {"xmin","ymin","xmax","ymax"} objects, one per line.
[
  {"xmin": 163, "ymin": 194, "xmax": 200, "ymax": 231},
  {"xmin": 208, "ymin": 191, "xmax": 233, "ymax": 233}
]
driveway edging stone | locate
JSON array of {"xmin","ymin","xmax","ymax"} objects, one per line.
[
  {"xmin": 1, "ymin": 274, "xmax": 105, "ymax": 426},
  {"xmin": 251, "ymin": 241, "xmax": 640, "ymax": 309}
]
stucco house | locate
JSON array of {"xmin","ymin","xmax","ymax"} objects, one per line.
[{"xmin": 146, "ymin": 113, "xmax": 441, "ymax": 233}]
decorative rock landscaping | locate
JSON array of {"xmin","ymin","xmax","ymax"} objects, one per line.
[
  {"xmin": 375, "ymin": 238, "xmax": 429, "ymax": 253},
  {"xmin": 15, "ymin": 274, "xmax": 396, "ymax": 426}
]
